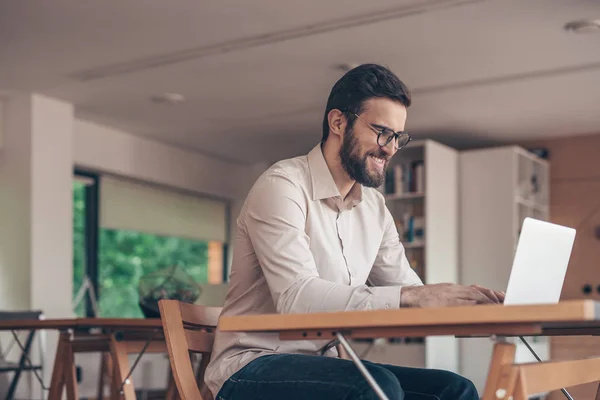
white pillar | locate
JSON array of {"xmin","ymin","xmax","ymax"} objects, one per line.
[{"xmin": 0, "ymin": 93, "xmax": 74, "ymax": 397}]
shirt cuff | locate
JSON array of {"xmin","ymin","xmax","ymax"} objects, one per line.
[{"xmin": 371, "ymin": 285, "xmax": 402, "ymax": 310}]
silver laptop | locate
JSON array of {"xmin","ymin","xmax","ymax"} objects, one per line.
[{"xmin": 503, "ymin": 217, "xmax": 576, "ymax": 305}]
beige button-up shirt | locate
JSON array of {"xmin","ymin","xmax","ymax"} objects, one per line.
[{"xmin": 205, "ymin": 144, "xmax": 423, "ymax": 396}]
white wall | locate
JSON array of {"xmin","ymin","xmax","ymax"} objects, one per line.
[
  {"xmin": 0, "ymin": 95, "xmax": 32, "ymax": 312},
  {"xmin": 30, "ymin": 96, "xmax": 74, "ymax": 320},
  {"xmin": 227, "ymin": 161, "xmax": 268, "ymax": 274}
]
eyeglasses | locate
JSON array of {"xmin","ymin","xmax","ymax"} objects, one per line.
[{"xmin": 351, "ymin": 113, "xmax": 411, "ymax": 150}]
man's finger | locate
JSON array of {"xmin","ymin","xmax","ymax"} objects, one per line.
[
  {"xmin": 482, "ymin": 288, "xmax": 500, "ymax": 303},
  {"xmin": 449, "ymin": 299, "xmax": 478, "ymax": 307},
  {"xmin": 495, "ymin": 290, "xmax": 506, "ymax": 303},
  {"xmin": 472, "ymin": 285, "xmax": 501, "ymax": 303},
  {"xmin": 471, "ymin": 284, "xmax": 505, "ymax": 304},
  {"xmin": 461, "ymin": 286, "xmax": 495, "ymax": 304}
]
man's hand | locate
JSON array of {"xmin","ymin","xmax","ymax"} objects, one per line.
[{"xmin": 400, "ymin": 283, "xmax": 505, "ymax": 308}]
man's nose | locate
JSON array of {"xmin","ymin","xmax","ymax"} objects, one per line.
[{"xmin": 380, "ymin": 140, "xmax": 396, "ymax": 157}]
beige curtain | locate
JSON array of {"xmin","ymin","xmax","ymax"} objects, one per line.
[{"xmin": 100, "ymin": 176, "xmax": 227, "ymax": 243}]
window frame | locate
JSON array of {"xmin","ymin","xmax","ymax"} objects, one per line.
[{"xmin": 74, "ymin": 169, "xmax": 100, "ymax": 318}]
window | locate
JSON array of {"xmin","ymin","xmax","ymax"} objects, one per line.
[
  {"xmin": 97, "ymin": 230, "xmax": 222, "ymax": 318},
  {"xmin": 73, "ymin": 173, "xmax": 228, "ymax": 318}
]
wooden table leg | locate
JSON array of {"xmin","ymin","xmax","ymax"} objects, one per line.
[
  {"xmin": 482, "ymin": 341, "xmax": 516, "ymax": 400},
  {"xmin": 496, "ymin": 367, "xmax": 518, "ymax": 399},
  {"xmin": 98, "ymin": 351, "xmax": 115, "ymax": 400},
  {"xmin": 48, "ymin": 331, "xmax": 70, "ymax": 400},
  {"xmin": 64, "ymin": 339, "xmax": 79, "ymax": 400},
  {"xmin": 110, "ymin": 335, "xmax": 136, "ymax": 400},
  {"xmin": 513, "ymin": 370, "xmax": 528, "ymax": 400},
  {"xmin": 106, "ymin": 354, "xmax": 121, "ymax": 399},
  {"xmin": 97, "ymin": 352, "xmax": 106, "ymax": 400}
]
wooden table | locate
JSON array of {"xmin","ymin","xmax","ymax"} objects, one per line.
[
  {"xmin": 0, "ymin": 318, "xmax": 168, "ymax": 400},
  {"xmin": 52, "ymin": 318, "xmax": 167, "ymax": 400},
  {"xmin": 219, "ymin": 300, "xmax": 600, "ymax": 400}
]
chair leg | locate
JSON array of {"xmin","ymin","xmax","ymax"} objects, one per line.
[
  {"xmin": 196, "ymin": 352, "xmax": 212, "ymax": 400},
  {"xmin": 595, "ymin": 381, "xmax": 600, "ymax": 400},
  {"xmin": 166, "ymin": 368, "xmax": 179, "ymax": 400}
]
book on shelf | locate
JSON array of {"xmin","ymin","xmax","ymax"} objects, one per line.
[
  {"xmin": 385, "ymin": 161, "xmax": 424, "ymax": 195},
  {"xmin": 394, "ymin": 214, "xmax": 425, "ymax": 245}
]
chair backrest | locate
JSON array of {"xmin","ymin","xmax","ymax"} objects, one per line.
[{"xmin": 159, "ymin": 299, "xmax": 222, "ymax": 400}]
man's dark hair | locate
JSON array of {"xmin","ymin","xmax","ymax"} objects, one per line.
[{"xmin": 321, "ymin": 63, "xmax": 411, "ymax": 142}]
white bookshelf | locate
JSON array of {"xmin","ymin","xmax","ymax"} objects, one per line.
[
  {"xmin": 374, "ymin": 139, "xmax": 460, "ymax": 373},
  {"xmin": 458, "ymin": 145, "xmax": 550, "ymax": 395}
]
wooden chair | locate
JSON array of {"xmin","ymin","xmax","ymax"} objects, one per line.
[
  {"xmin": 159, "ymin": 300, "xmax": 352, "ymax": 400},
  {"xmin": 158, "ymin": 300, "xmax": 222, "ymax": 400}
]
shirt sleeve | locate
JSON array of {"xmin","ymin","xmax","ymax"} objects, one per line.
[
  {"xmin": 245, "ymin": 172, "xmax": 403, "ymax": 314},
  {"xmin": 368, "ymin": 206, "xmax": 424, "ymax": 289}
]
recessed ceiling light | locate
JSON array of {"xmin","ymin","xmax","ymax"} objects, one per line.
[
  {"xmin": 564, "ymin": 19, "xmax": 600, "ymax": 34},
  {"xmin": 150, "ymin": 92, "xmax": 185, "ymax": 105}
]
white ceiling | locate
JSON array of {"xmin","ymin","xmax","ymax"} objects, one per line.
[{"xmin": 1, "ymin": 0, "xmax": 599, "ymax": 163}]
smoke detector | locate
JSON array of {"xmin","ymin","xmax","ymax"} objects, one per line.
[{"xmin": 564, "ymin": 19, "xmax": 600, "ymax": 34}]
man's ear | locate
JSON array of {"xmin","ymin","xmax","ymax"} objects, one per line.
[{"xmin": 327, "ymin": 109, "xmax": 346, "ymax": 140}]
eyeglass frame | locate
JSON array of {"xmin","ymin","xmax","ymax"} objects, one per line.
[{"xmin": 342, "ymin": 110, "xmax": 412, "ymax": 150}]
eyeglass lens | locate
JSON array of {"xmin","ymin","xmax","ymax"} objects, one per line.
[{"xmin": 378, "ymin": 129, "xmax": 410, "ymax": 149}]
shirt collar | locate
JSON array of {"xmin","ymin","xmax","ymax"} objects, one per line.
[{"xmin": 307, "ymin": 143, "xmax": 363, "ymax": 206}]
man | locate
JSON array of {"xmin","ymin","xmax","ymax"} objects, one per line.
[{"xmin": 205, "ymin": 63, "xmax": 504, "ymax": 400}]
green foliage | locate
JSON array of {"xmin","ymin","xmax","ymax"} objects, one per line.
[
  {"xmin": 98, "ymin": 229, "xmax": 209, "ymax": 318},
  {"xmin": 72, "ymin": 181, "xmax": 211, "ymax": 319}
]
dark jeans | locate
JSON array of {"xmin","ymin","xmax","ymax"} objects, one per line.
[{"xmin": 216, "ymin": 353, "xmax": 478, "ymax": 400}]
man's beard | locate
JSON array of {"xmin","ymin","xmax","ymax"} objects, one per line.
[{"xmin": 339, "ymin": 126, "xmax": 388, "ymax": 188}]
